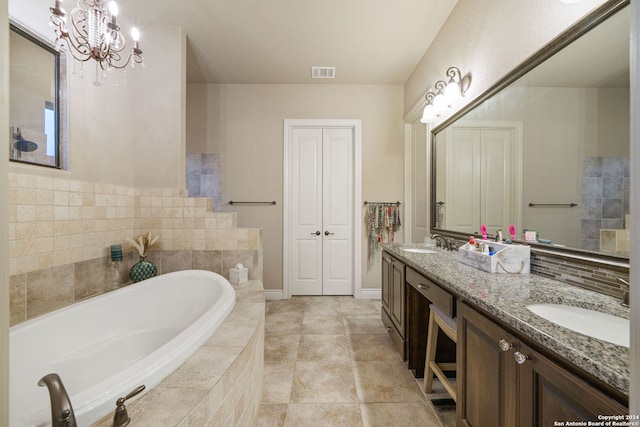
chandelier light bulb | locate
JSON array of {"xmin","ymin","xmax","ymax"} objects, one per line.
[
  {"xmin": 108, "ymin": 1, "xmax": 119, "ymax": 17},
  {"xmin": 131, "ymin": 27, "xmax": 140, "ymax": 42}
]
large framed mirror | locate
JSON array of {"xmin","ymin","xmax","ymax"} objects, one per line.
[
  {"xmin": 9, "ymin": 22, "xmax": 62, "ymax": 168},
  {"xmin": 431, "ymin": 0, "xmax": 630, "ymax": 262}
]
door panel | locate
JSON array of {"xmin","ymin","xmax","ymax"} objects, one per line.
[
  {"xmin": 446, "ymin": 128, "xmax": 481, "ymax": 234},
  {"xmin": 323, "ymin": 128, "xmax": 353, "ymax": 295},
  {"xmin": 291, "ymin": 128, "xmax": 323, "ymax": 295}
]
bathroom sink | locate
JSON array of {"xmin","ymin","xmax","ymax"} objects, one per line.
[
  {"xmin": 526, "ymin": 304, "xmax": 629, "ymax": 347},
  {"xmin": 400, "ymin": 247, "xmax": 436, "ymax": 254}
]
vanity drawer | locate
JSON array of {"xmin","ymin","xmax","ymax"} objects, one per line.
[
  {"xmin": 406, "ymin": 267, "xmax": 454, "ymax": 317},
  {"xmin": 382, "ymin": 307, "xmax": 405, "ymax": 359}
]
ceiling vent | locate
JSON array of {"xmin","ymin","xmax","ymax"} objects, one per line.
[{"xmin": 311, "ymin": 66, "xmax": 336, "ymax": 79}]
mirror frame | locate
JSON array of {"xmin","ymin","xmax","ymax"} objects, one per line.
[
  {"xmin": 9, "ymin": 21, "xmax": 62, "ymax": 169},
  {"xmin": 430, "ymin": 0, "xmax": 630, "ymax": 269}
]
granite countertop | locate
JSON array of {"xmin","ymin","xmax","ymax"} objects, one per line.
[{"xmin": 384, "ymin": 243, "xmax": 630, "ymax": 396}]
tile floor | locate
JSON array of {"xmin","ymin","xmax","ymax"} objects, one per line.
[{"xmin": 254, "ymin": 296, "xmax": 455, "ymax": 427}]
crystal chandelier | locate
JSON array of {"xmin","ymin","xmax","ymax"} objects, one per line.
[{"xmin": 49, "ymin": 0, "xmax": 143, "ymax": 84}]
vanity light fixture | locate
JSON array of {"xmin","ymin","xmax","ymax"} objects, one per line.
[
  {"xmin": 420, "ymin": 66, "xmax": 471, "ymax": 123},
  {"xmin": 49, "ymin": 0, "xmax": 143, "ymax": 86}
]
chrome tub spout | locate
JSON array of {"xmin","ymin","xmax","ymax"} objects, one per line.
[{"xmin": 38, "ymin": 373, "xmax": 77, "ymax": 427}]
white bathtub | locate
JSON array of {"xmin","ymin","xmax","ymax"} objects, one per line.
[{"xmin": 10, "ymin": 269, "xmax": 236, "ymax": 426}]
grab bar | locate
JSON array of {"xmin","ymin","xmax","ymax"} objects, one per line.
[
  {"xmin": 364, "ymin": 201, "xmax": 401, "ymax": 206},
  {"xmin": 528, "ymin": 203, "xmax": 577, "ymax": 207},
  {"xmin": 228, "ymin": 201, "xmax": 276, "ymax": 205}
]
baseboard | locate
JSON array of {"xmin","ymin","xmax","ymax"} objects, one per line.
[
  {"xmin": 264, "ymin": 289, "xmax": 287, "ymax": 300},
  {"xmin": 265, "ymin": 288, "xmax": 380, "ymax": 300},
  {"xmin": 358, "ymin": 288, "xmax": 381, "ymax": 300}
]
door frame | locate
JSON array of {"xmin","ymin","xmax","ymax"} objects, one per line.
[{"xmin": 283, "ymin": 119, "xmax": 363, "ymax": 299}]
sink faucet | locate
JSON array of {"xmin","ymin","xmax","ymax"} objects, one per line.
[
  {"xmin": 38, "ymin": 373, "xmax": 77, "ymax": 427},
  {"xmin": 618, "ymin": 277, "xmax": 630, "ymax": 307},
  {"xmin": 430, "ymin": 234, "xmax": 452, "ymax": 251}
]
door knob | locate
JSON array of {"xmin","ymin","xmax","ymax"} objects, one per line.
[
  {"xmin": 311, "ymin": 231, "xmax": 321, "ymax": 236},
  {"xmin": 324, "ymin": 231, "xmax": 334, "ymax": 236}
]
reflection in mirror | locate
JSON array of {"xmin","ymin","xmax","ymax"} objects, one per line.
[
  {"xmin": 9, "ymin": 23, "xmax": 61, "ymax": 168},
  {"xmin": 432, "ymin": 0, "xmax": 629, "ymax": 258}
]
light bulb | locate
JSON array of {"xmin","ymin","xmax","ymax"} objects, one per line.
[
  {"xmin": 433, "ymin": 93, "xmax": 446, "ymax": 112},
  {"xmin": 131, "ymin": 27, "xmax": 140, "ymax": 41},
  {"xmin": 444, "ymin": 80, "xmax": 461, "ymax": 103},
  {"xmin": 109, "ymin": 1, "xmax": 119, "ymax": 17},
  {"xmin": 420, "ymin": 105, "xmax": 436, "ymax": 123}
]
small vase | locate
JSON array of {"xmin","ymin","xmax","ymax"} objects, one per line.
[{"xmin": 129, "ymin": 256, "xmax": 157, "ymax": 283}]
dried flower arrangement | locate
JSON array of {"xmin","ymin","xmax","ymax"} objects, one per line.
[{"xmin": 127, "ymin": 231, "xmax": 159, "ymax": 257}]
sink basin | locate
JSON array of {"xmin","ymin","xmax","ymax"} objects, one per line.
[
  {"xmin": 526, "ymin": 304, "xmax": 629, "ymax": 347},
  {"xmin": 400, "ymin": 247, "xmax": 436, "ymax": 254}
]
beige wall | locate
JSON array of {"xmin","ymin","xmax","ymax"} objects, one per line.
[
  {"xmin": 132, "ymin": 26, "xmax": 187, "ymax": 189},
  {"xmin": 186, "ymin": 84, "xmax": 405, "ymax": 291},
  {"xmin": 1, "ymin": 0, "xmax": 10, "ymax": 424},
  {"xmin": 404, "ymin": 0, "xmax": 609, "ymax": 119}
]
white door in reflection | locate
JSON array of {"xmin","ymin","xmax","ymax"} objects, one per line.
[{"xmin": 441, "ymin": 121, "xmax": 523, "ymax": 236}]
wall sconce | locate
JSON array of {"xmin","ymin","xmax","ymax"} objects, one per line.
[{"xmin": 420, "ymin": 66, "xmax": 471, "ymax": 123}]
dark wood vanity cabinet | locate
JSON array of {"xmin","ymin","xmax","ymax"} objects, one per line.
[
  {"xmin": 459, "ymin": 303, "xmax": 628, "ymax": 426},
  {"xmin": 518, "ymin": 342, "xmax": 627, "ymax": 425},
  {"xmin": 381, "ymin": 253, "xmax": 405, "ymax": 357},
  {"xmin": 458, "ymin": 302, "xmax": 518, "ymax": 427}
]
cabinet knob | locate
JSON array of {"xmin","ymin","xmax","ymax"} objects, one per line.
[
  {"xmin": 513, "ymin": 351, "xmax": 528, "ymax": 365},
  {"xmin": 419, "ymin": 284, "xmax": 430, "ymax": 291},
  {"xmin": 311, "ymin": 231, "xmax": 321, "ymax": 236},
  {"xmin": 498, "ymin": 339, "xmax": 513, "ymax": 352},
  {"xmin": 386, "ymin": 326, "xmax": 392, "ymax": 333},
  {"xmin": 324, "ymin": 231, "xmax": 335, "ymax": 236}
]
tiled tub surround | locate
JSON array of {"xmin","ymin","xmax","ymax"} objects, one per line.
[
  {"xmin": 9, "ymin": 248, "xmax": 262, "ymax": 326},
  {"xmin": 8, "ymin": 171, "xmax": 262, "ymax": 325},
  {"xmin": 384, "ymin": 244, "xmax": 630, "ymax": 396},
  {"xmin": 93, "ymin": 279, "xmax": 265, "ymax": 427},
  {"xmin": 8, "ymin": 172, "xmax": 259, "ymax": 276}
]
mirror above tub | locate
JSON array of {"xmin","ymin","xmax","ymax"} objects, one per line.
[
  {"xmin": 9, "ymin": 22, "xmax": 64, "ymax": 168},
  {"xmin": 431, "ymin": 0, "xmax": 630, "ymax": 260}
]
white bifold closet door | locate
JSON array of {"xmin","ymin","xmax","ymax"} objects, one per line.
[{"xmin": 290, "ymin": 127, "xmax": 353, "ymax": 295}]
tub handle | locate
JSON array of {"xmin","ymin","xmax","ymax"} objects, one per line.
[{"xmin": 112, "ymin": 385, "xmax": 146, "ymax": 427}]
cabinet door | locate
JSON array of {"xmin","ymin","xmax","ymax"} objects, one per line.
[
  {"xmin": 518, "ymin": 343, "xmax": 627, "ymax": 426},
  {"xmin": 381, "ymin": 254, "xmax": 391, "ymax": 314},
  {"xmin": 458, "ymin": 303, "xmax": 518, "ymax": 427},
  {"xmin": 390, "ymin": 259, "xmax": 405, "ymax": 338}
]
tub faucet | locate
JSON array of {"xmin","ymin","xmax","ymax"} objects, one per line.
[
  {"xmin": 38, "ymin": 373, "xmax": 77, "ymax": 427},
  {"xmin": 430, "ymin": 234, "xmax": 452, "ymax": 251},
  {"xmin": 112, "ymin": 384, "xmax": 146, "ymax": 427}
]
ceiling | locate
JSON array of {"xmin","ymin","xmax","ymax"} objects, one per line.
[{"xmin": 116, "ymin": 0, "xmax": 459, "ymax": 84}]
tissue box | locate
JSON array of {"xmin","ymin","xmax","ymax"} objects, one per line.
[
  {"xmin": 458, "ymin": 240, "xmax": 530, "ymax": 274},
  {"xmin": 229, "ymin": 263, "xmax": 248, "ymax": 285}
]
